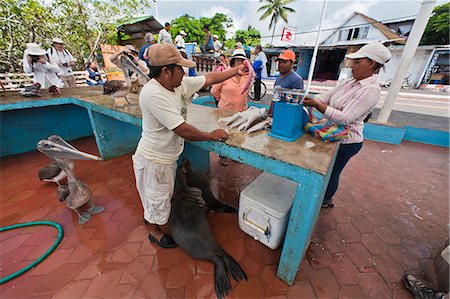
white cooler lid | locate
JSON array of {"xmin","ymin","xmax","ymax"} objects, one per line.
[{"xmin": 241, "ymin": 172, "xmax": 298, "ymax": 219}]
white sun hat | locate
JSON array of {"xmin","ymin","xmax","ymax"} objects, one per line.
[
  {"xmin": 27, "ymin": 45, "xmax": 47, "ymax": 56},
  {"xmin": 52, "ymin": 37, "xmax": 64, "ymax": 44}
]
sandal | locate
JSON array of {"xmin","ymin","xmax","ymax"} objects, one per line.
[
  {"xmin": 219, "ymin": 157, "xmax": 228, "ymax": 166},
  {"xmin": 148, "ymin": 233, "xmax": 177, "ymax": 248}
]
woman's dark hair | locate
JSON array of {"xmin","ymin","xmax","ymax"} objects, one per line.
[
  {"xmin": 367, "ymin": 58, "xmax": 383, "ymax": 74},
  {"xmin": 230, "ymin": 58, "xmax": 244, "ymax": 67},
  {"xmin": 203, "ymin": 25, "xmax": 209, "ymax": 30},
  {"xmin": 149, "ymin": 64, "xmax": 178, "ymax": 78}
]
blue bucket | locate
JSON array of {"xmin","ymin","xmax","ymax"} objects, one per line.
[{"xmin": 269, "ymin": 102, "xmax": 309, "ymax": 142}]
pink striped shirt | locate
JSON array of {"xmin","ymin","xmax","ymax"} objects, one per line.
[{"xmin": 316, "ymin": 75, "xmax": 381, "ymax": 144}]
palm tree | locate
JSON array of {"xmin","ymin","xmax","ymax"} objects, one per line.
[{"xmin": 258, "ymin": 0, "xmax": 296, "ymax": 46}]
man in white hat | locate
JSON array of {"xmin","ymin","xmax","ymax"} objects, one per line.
[
  {"xmin": 47, "ymin": 38, "xmax": 77, "ymax": 87},
  {"xmin": 134, "ymin": 43, "xmax": 249, "ymax": 248},
  {"xmin": 174, "ymin": 30, "xmax": 186, "ymax": 49},
  {"xmin": 213, "ymin": 34, "xmax": 222, "ymax": 57},
  {"xmin": 23, "ymin": 44, "xmax": 64, "ymax": 90}
]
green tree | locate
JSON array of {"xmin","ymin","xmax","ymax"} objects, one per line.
[
  {"xmin": 235, "ymin": 26, "xmax": 261, "ymax": 47},
  {"xmin": 0, "ymin": 0, "xmax": 146, "ymax": 72},
  {"xmin": 420, "ymin": 2, "xmax": 449, "ymax": 45},
  {"xmin": 258, "ymin": 0, "xmax": 296, "ymax": 46}
]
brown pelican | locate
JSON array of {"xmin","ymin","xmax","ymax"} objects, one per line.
[
  {"xmin": 38, "ymin": 135, "xmax": 75, "ymax": 185},
  {"xmin": 37, "ymin": 136, "xmax": 105, "ymax": 224},
  {"xmin": 103, "ymin": 55, "xmax": 149, "ymax": 106}
]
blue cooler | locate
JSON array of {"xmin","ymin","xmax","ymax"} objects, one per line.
[{"xmin": 268, "ymin": 89, "xmax": 308, "ymax": 142}]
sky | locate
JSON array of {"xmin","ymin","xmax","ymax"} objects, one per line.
[{"xmin": 147, "ymin": 0, "xmax": 448, "ymax": 46}]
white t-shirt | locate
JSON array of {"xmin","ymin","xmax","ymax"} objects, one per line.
[
  {"xmin": 213, "ymin": 40, "xmax": 222, "ymax": 52},
  {"xmin": 174, "ymin": 35, "xmax": 185, "ymax": 48},
  {"xmin": 255, "ymin": 51, "xmax": 268, "ymax": 79},
  {"xmin": 136, "ymin": 76, "xmax": 206, "ymax": 164},
  {"xmin": 47, "ymin": 47, "xmax": 75, "ymax": 76},
  {"xmin": 158, "ymin": 29, "xmax": 173, "ymax": 44}
]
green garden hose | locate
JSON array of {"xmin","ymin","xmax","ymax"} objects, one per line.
[{"xmin": 0, "ymin": 221, "xmax": 64, "ymax": 284}]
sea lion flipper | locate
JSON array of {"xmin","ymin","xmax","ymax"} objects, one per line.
[
  {"xmin": 213, "ymin": 256, "xmax": 232, "ymax": 299},
  {"xmin": 223, "ymin": 252, "xmax": 248, "ymax": 282}
]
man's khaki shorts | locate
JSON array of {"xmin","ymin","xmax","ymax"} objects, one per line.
[
  {"xmin": 132, "ymin": 153, "xmax": 177, "ymax": 225},
  {"xmin": 60, "ymin": 75, "xmax": 76, "ymax": 88}
]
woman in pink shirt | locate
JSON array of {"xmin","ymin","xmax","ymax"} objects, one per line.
[
  {"xmin": 303, "ymin": 43, "xmax": 391, "ymax": 208},
  {"xmin": 211, "ymin": 49, "xmax": 250, "ymax": 112},
  {"xmin": 211, "ymin": 49, "xmax": 250, "ymax": 165}
]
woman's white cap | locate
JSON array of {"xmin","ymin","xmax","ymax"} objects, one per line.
[{"xmin": 345, "ymin": 42, "xmax": 391, "ymax": 65}]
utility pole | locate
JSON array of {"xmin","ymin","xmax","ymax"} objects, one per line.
[
  {"xmin": 305, "ymin": 0, "xmax": 327, "ymax": 96},
  {"xmin": 377, "ymin": 0, "xmax": 437, "ymax": 123}
]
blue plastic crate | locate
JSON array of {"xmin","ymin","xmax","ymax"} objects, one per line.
[{"xmin": 269, "ymin": 102, "xmax": 308, "ymax": 142}]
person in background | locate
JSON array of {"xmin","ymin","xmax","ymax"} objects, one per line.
[
  {"xmin": 139, "ymin": 33, "xmax": 155, "ymax": 67},
  {"xmin": 110, "ymin": 45, "xmax": 149, "ymax": 89},
  {"xmin": 174, "ymin": 30, "xmax": 186, "ymax": 49},
  {"xmin": 85, "ymin": 60, "xmax": 104, "ymax": 86},
  {"xmin": 213, "ymin": 54, "xmax": 229, "ymax": 72},
  {"xmin": 268, "ymin": 50, "xmax": 304, "ymax": 115},
  {"xmin": 23, "ymin": 44, "xmax": 64, "ymax": 93},
  {"xmin": 302, "ymin": 43, "xmax": 392, "ymax": 208},
  {"xmin": 200, "ymin": 25, "xmax": 214, "ymax": 54},
  {"xmin": 47, "ymin": 38, "xmax": 77, "ymax": 87},
  {"xmin": 158, "ymin": 22, "xmax": 173, "ymax": 45},
  {"xmin": 134, "ymin": 43, "xmax": 248, "ymax": 248},
  {"xmin": 210, "ymin": 49, "xmax": 251, "ymax": 166},
  {"xmin": 252, "ymin": 45, "xmax": 268, "ymax": 101},
  {"xmin": 235, "ymin": 42, "xmax": 243, "ymax": 49},
  {"xmin": 213, "ymin": 34, "xmax": 222, "ymax": 57}
]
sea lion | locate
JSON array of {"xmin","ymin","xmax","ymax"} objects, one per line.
[
  {"xmin": 169, "ymin": 160, "xmax": 247, "ymax": 299},
  {"xmin": 181, "ymin": 159, "xmax": 237, "ymax": 213}
]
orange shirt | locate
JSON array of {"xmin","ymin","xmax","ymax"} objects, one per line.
[{"xmin": 210, "ymin": 74, "xmax": 250, "ymax": 112}]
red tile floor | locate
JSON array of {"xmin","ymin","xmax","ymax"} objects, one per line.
[{"xmin": 1, "ymin": 137, "xmax": 448, "ymax": 298}]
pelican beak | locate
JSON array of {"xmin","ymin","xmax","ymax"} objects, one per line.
[{"xmin": 37, "ymin": 140, "xmax": 102, "ymax": 161}]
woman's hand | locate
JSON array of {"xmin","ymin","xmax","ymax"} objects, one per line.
[
  {"xmin": 302, "ymin": 96, "xmax": 318, "ymax": 107},
  {"xmin": 236, "ymin": 63, "xmax": 249, "ymax": 76},
  {"xmin": 302, "ymin": 96, "xmax": 327, "ymax": 114}
]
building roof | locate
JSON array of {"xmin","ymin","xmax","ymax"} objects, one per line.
[
  {"xmin": 356, "ymin": 12, "xmax": 405, "ymax": 44},
  {"xmin": 321, "ymin": 12, "xmax": 406, "ymax": 46},
  {"xmin": 117, "ymin": 15, "xmax": 163, "ymax": 34}
]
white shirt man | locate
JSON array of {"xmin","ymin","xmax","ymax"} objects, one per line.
[
  {"xmin": 254, "ymin": 46, "xmax": 268, "ymax": 79},
  {"xmin": 213, "ymin": 35, "xmax": 222, "ymax": 58},
  {"xmin": 174, "ymin": 30, "xmax": 186, "ymax": 49},
  {"xmin": 158, "ymin": 22, "xmax": 173, "ymax": 44},
  {"xmin": 47, "ymin": 38, "xmax": 77, "ymax": 87},
  {"xmin": 133, "ymin": 43, "xmax": 248, "ymax": 248}
]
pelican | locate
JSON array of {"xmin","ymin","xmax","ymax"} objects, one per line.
[
  {"xmin": 37, "ymin": 136, "xmax": 105, "ymax": 224},
  {"xmin": 103, "ymin": 55, "xmax": 150, "ymax": 106},
  {"xmin": 38, "ymin": 135, "xmax": 76, "ymax": 185}
]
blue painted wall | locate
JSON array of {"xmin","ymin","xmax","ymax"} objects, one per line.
[
  {"xmin": 404, "ymin": 126, "xmax": 450, "ymax": 148},
  {"xmin": 363, "ymin": 123, "xmax": 406, "ymax": 145},
  {"xmin": 1, "ymin": 104, "xmax": 93, "ymax": 157},
  {"xmin": 88, "ymin": 110, "xmax": 141, "ymax": 160}
]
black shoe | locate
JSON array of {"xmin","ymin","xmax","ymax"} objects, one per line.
[
  {"xmin": 321, "ymin": 203, "xmax": 334, "ymax": 208},
  {"xmin": 148, "ymin": 233, "xmax": 177, "ymax": 248},
  {"xmin": 402, "ymin": 274, "xmax": 445, "ymax": 299}
]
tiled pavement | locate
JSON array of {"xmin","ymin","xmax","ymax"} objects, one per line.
[{"xmin": 1, "ymin": 137, "xmax": 448, "ymax": 298}]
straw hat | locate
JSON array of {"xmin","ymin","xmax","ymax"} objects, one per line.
[{"xmin": 27, "ymin": 45, "xmax": 46, "ymax": 56}]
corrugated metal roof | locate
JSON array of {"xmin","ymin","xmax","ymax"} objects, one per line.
[{"xmin": 117, "ymin": 15, "xmax": 163, "ymax": 34}]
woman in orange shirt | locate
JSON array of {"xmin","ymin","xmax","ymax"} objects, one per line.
[
  {"xmin": 211, "ymin": 49, "xmax": 250, "ymax": 112},
  {"xmin": 211, "ymin": 49, "xmax": 250, "ymax": 166}
]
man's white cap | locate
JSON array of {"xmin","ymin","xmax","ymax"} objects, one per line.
[
  {"xmin": 52, "ymin": 37, "xmax": 64, "ymax": 44},
  {"xmin": 179, "ymin": 30, "xmax": 186, "ymax": 35},
  {"xmin": 345, "ymin": 42, "xmax": 391, "ymax": 65},
  {"xmin": 213, "ymin": 34, "xmax": 218, "ymax": 39}
]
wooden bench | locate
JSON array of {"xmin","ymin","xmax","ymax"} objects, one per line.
[
  {"xmin": 192, "ymin": 55, "xmax": 216, "ymax": 73},
  {"xmin": 0, "ymin": 71, "xmax": 107, "ymax": 91}
]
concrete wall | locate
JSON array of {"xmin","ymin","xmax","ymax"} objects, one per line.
[{"xmin": 378, "ymin": 47, "xmax": 432, "ymax": 86}]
